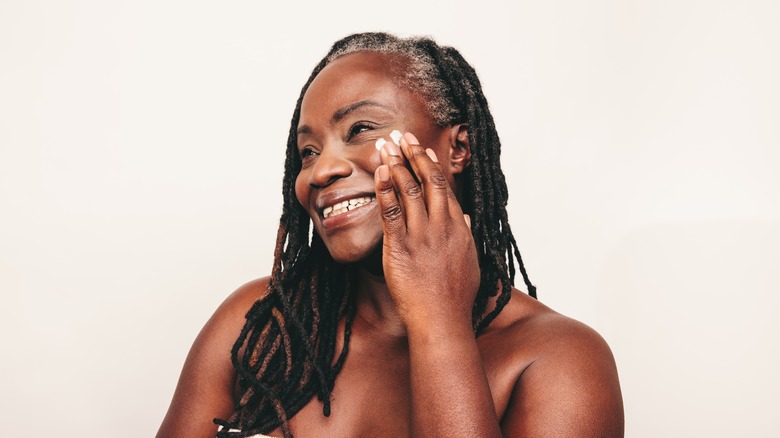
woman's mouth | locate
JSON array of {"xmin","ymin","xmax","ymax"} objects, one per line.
[{"xmin": 323, "ymin": 196, "xmax": 376, "ymax": 219}]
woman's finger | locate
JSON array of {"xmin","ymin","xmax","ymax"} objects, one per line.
[
  {"xmin": 399, "ymin": 132, "xmax": 450, "ymax": 221},
  {"xmin": 374, "ymin": 164, "xmax": 406, "ymax": 237},
  {"xmin": 380, "ymin": 140, "xmax": 428, "ymax": 227}
]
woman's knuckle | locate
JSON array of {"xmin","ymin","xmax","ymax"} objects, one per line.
[
  {"xmin": 404, "ymin": 182, "xmax": 423, "ymax": 198},
  {"xmin": 411, "ymin": 147, "xmax": 427, "ymax": 159},
  {"xmin": 428, "ymin": 173, "xmax": 448, "ymax": 189},
  {"xmin": 382, "ymin": 204, "xmax": 403, "ymax": 220}
]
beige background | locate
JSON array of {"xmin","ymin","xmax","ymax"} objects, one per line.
[{"xmin": 1, "ymin": 0, "xmax": 778, "ymax": 437}]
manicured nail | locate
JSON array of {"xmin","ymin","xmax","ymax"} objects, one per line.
[
  {"xmin": 464, "ymin": 214, "xmax": 471, "ymax": 228},
  {"xmin": 375, "ymin": 138, "xmax": 387, "ymax": 151},
  {"xmin": 383, "ymin": 141, "xmax": 400, "ymax": 156},
  {"xmin": 403, "ymin": 132, "xmax": 419, "ymax": 145},
  {"xmin": 425, "ymin": 148, "xmax": 439, "ymax": 163},
  {"xmin": 390, "ymin": 130, "xmax": 403, "ymax": 146},
  {"xmin": 378, "ymin": 165, "xmax": 389, "ymax": 182}
]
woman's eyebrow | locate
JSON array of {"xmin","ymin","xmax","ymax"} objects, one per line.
[
  {"xmin": 332, "ymin": 99, "xmax": 392, "ymax": 122},
  {"xmin": 297, "ymin": 100, "xmax": 393, "ymax": 136}
]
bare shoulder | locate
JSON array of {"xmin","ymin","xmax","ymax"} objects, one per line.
[
  {"xmin": 496, "ymin": 290, "xmax": 614, "ymax": 358},
  {"xmin": 157, "ymin": 277, "xmax": 270, "ymax": 438},
  {"xmin": 489, "ymin": 289, "xmax": 624, "ymax": 437},
  {"xmin": 213, "ymin": 277, "xmax": 272, "ymax": 325}
]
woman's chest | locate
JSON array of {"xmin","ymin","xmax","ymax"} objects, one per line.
[
  {"xmin": 272, "ymin": 350, "xmax": 412, "ymax": 437},
  {"xmin": 269, "ymin": 334, "xmax": 529, "ymax": 437}
]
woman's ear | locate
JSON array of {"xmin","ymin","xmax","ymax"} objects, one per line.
[{"xmin": 448, "ymin": 123, "xmax": 472, "ymax": 174}]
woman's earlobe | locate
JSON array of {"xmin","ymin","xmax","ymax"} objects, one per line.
[{"xmin": 449, "ymin": 124, "xmax": 472, "ymax": 173}]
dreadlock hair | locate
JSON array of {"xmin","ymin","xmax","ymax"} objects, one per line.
[{"xmin": 215, "ymin": 32, "xmax": 536, "ymax": 438}]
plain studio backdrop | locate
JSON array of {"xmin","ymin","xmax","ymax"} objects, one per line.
[{"xmin": 1, "ymin": 1, "xmax": 778, "ymax": 437}]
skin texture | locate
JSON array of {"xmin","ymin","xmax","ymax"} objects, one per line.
[{"xmin": 157, "ymin": 52, "xmax": 624, "ymax": 437}]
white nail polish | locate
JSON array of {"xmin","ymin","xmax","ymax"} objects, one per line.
[
  {"xmin": 390, "ymin": 130, "xmax": 403, "ymax": 146},
  {"xmin": 375, "ymin": 138, "xmax": 387, "ymax": 151}
]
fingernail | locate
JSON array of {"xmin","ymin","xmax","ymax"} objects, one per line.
[
  {"xmin": 378, "ymin": 165, "xmax": 389, "ymax": 182},
  {"xmin": 390, "ymin": 130, "xmax": 403, "ymax": 146},
  {"xmin": 383, "ymin": 141, "xmax": 400, "ymax": 156},
  {"xmin": 464, "ymin": 214, "xmax": 471, "ymax": 228},
  {"xmin": 403, "ymin": 132, "xmax": 419, "ymax": 145},
  {"xmin": 375, "ymin": 138, "xmax": 387, "ymax": 151},
  {"xmin": 425, "ymin": 148, "xmax": 439, "ymax": 163}
]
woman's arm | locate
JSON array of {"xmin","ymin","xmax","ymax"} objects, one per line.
[
  {"xmin": 406, "ymin": 320, "xmax": 503, "ymax": 437},
  {"xmin": 374, "ymin": 132, "xmax": 501, "ymax": 436},
  {"xmin": 375, "ymin": 132, "xmax": 623, "ymax": 437},
  {"xmin": 156, "ymin": 278, "xmax": 268, "ymax": 438}
]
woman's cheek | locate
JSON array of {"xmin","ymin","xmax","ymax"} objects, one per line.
[
  {"xmin": 294, "ymin": 172, "xmax": 310, "ymax": 210},
  {"xmin": 363, "ymin": 142, "xmax": 384, "ymax": 170}
]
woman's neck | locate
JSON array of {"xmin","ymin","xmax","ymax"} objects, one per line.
[{"xmin": 353, "ymin": 266, "xmax": 408, "ymax": 337}]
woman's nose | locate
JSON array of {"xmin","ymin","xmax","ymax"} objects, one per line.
[{"xmin": 308, "ymin": 147, "xmax": 353, "ymax": 187}]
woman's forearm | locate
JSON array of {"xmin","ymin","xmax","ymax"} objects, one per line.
[{"xmin": 407, "ymin": 321, "xmax": 502, "ymax": 438}]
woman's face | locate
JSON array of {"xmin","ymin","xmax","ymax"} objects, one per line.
[{"xmin": 294, "ymin": 51, "xmax": 454, "ymax": 264}]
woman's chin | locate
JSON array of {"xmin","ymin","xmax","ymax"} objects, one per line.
[{"xmin": 324, "ymin": 238, "xmax": 383, "ymax": 267}]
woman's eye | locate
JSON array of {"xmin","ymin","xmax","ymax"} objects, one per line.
[
  {"xmin": 347, "ymin": 123, "xmax": 374, "ymax": 141},
  {"xmin": 300, "ymin": 148, "xmax": 317, "ymax": 159}
]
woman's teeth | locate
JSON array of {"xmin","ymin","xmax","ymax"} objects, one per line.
[{"xmin": 323, "ymin": 196, "xmax": 374, "ymax": 219}]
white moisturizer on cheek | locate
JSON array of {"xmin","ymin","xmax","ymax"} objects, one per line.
[
  {"xmin": 375, "ymin": 130, "xmax": 404, "ymax": 151},
  {"xmin": 389, "ymin": 130, "xmax": 403, "ymax": 146}
]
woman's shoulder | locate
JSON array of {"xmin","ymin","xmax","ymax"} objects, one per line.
[
  {"xmin": 485, "ymin": 288, "xmax": 624, "ymax": 435},
  {"xmin": 216, "ymin": 276, "xmax": 272, "ymax": 319},
  {"xmin": 185, "ymin": 276, "xmax": 271, "ymax": 357},
  {"xmin": 196, "ymin": 276, "xmax": 272, "ymax": 344},
  {"xmin": 488, "ymin": 288, "xmax": 614, "ymax": 359},
  {"xmin": 157, "ymin": 276, "xmax": 271, "ymax": 437}
]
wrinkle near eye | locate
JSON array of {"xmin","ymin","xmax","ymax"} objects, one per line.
[{"xmin": 347, "ymin": 123, "xmax": 376, "ymax": 141}]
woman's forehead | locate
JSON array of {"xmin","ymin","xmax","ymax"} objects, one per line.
[{"xmin": 299, "ymin": 52, "xmax": 416, "ymax": 122}]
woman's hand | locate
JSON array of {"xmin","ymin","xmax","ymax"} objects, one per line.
[{"xmin": 374, "ymin": 132, "xmax": 480, "ymax": 334}]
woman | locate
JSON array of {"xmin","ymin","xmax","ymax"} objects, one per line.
[{"xmin": 157, "ymin": 32, "xmax": 624, "ymax": 437}]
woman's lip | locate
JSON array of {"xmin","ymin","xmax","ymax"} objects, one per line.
[{"xmin": 320, "ymin": 199, "xmax": 378, "ymax": 232}]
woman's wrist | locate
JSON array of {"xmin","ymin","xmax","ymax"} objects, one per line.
[{"xmin": 403, "ymin": 311, "xmax": 475, "ymax": 344}]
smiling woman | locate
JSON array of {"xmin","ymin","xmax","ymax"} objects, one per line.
[{"xmin": 156, "ymin": 32, "xmax": 624, "ymax": 438}]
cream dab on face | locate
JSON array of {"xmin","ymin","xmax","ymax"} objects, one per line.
[
  {"xmin": 323, "ymin": 196, "xmax": 376, "ymax": 219},
  {"xmin": 375, "ymin": 129, "xmax": 404, "ymax": 151},
  {"xmin": 389, "ymin": 130, "xmax": 403, "ymax": 146}
]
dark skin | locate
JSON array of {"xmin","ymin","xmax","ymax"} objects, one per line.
[{"xmin": 158, "ymin": 52, "xmax": 624, "ymax": 437}]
